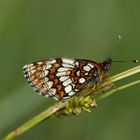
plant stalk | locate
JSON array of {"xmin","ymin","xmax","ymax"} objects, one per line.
[{"xmin": 3, "ymin": 65, "xmax": 140, "ymax": 140}]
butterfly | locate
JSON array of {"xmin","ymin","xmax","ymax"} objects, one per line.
[{"xmin": 23, "ymin": 58, "xmax": 112, "ymax": 101}]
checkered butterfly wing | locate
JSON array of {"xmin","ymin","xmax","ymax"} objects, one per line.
[{"xmin": 23, "ymin": 58, "xmax": 100, "ymax": 100}]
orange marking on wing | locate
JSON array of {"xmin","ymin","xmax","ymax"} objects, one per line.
[
  {"xmin": 70, "ymin": 69, "xmax": 75, "ymax": 77},
  {"xmin": 36, "ymin": 67, "xmax": 42, "ymax": 71},
  {"xmin": 54, "ymin": 79, "xmax": 59, "ymax": 85},
  {"xmin": 79, "ymin": 63, "xmax": 84, "ymax": 70},
  {"xmin": 36, "ymin": 82, "xmax": 43, "ymax": 89},
  {"xmin": 75, "ymin": 83, "xmax": 84, "ymax": 89},
  {"xmin": 74, "ymin": 76, "xmax": 79, "ymax": 81},
  {"xmin": 56, "ymin": 84, "xmax": 62, "ymax": 91},
  {"xmin": 34, "ymin": 72, "xmax": 41, "ymax": 78},
  {"xmin": 49, "ymin": 74, "xmax": 55, "ymax": 79},
  {"xmin": 32, "ymin": 79, "xmax": 39, "ymax": 84},
  {"xmin": 50, "ymin": 68, "xmax": 56, "ymax": 73},
  {"xmin": 59, "ymin": 91, "xmax": 65, "ymax": 98}
]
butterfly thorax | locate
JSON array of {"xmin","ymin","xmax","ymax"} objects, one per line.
[{"xmin": 95, "ymin": 58, "xmax": 112, "ymax": 84}]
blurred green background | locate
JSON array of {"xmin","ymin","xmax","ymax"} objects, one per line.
[{"xmin": 0, "ymin": 0, "xmax": 140, "ymax": 139}]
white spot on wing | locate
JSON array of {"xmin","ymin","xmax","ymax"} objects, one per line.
[
  {"xmin": 50, "ymin": 59, "xmax": 56, "ymax": 64},
  {"xmin": 79, "ymin": 78, "xmax": 86, "ymax": 83},
  {"xmin": 49, "ymin": 88, "xmax": 56, "ymax": 95},
  {"xmin": 76, "ymin": 70, "xmax": 80, "ymax": 76},
  {"xmin": 58, "ymin": 67, "xmax": 70, "ymax": 72},
  {"xmin": 23, "ymin": 65, "xmax": 28, "ymax": 69},
  {"xmin": 63, "ymin": 96, "xmax": 69, "ymax": 100},
  {"xmin": 62, "ymin": 58, "xmax": 75, "ymax": 65},
  {"xmin": 75, "ymin": 61, "xmax": 79, "ymax": 66},
  {"xmin": 59, "ymin": 76, "xmax": 69, "ymax": 82},
  {"xmin": 42, "ymin": 70, "xmax": 49, "ymax": 77},
  {"xmin": 43, "ymin": 77, "xmax": 49, "ymax": 83},
  {"xmin": 65, "ymin": 85, "xmax": 72, "ymax": 93},
  {"xmin": 46, "ymin": 64, "xmax": 52, "ymax": 69},
  {"xmin": 56, "ymin": 71, "xmax": 67, "ymax": 77},
  {"xmin": 63, "ymin": 78, "xmax": 72, "ymax": 86},
  {"xmin": 83, "ymin": 65, "xmax": 91, "ymax": 72},
  {"xmin": 75, "ymin": 89, "xmax": 79, "ymax": 92},
  {"xmin": 24, "ymin": 74, "xmax": 28, "ymax": 78},
  {"xmin": 46, "ymin": 81, "xmax": 53, "ymax": 89},
  {"xmin": 88, "ymin": 63, "xmax": 94, "ymax": 68},
  {"xmin": 37, "ymin": 62, "xmax": 43, "ymax": 65},
  {"xmin": 62, "ymin": 63, "xmax": 74, "ymax": 68},
  {"xmin": 68, "ymin": 91, "xmax": 75, "ymax": 96},
  {"xmin": 85, "ymin": 72, "xmax": 88, "ymax": 75}
]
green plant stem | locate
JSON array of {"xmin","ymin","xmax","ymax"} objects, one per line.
[
  {"xmin": 87, "ymin": 65, "xmax": 140, "ymax": 96},
  {"xmin": 109, "ymin": 65, "xmax": 140, "ymax": 82},
  {"xmin": 3, "ymin": 65, "xmax": 140, "ymax": 140},
  {"xmin": 3, "ymin": 102, "xmax": 66, "ymax": 140},
  {"xmin": 96, "ymin": 79, "xmax": 140, "ymax": 101}
]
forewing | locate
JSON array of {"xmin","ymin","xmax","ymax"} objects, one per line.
[{"xmin": 23, "ymin": 58, "xmax": 98, "ymax": 100}]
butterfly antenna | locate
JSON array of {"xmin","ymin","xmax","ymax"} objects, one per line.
[{"xmin": 112, "ymin": 59, "xmax": 138, "ymax": 63}]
